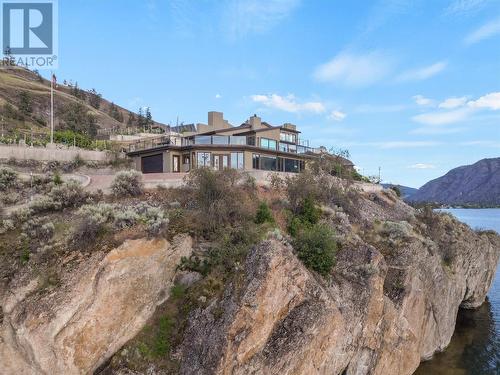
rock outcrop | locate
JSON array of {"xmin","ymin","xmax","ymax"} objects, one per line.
[
  {"xmin": 178, "ymin": 197, "xmax": 500, "ymax": 375},
  {"xmin": 0, "ymin": 235, "xmax": 192, "ymax": 375}
]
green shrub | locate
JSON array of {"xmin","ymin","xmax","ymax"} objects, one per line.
[
  {"xmin": 0, "ymin": 167, "xmax": 17, "ymax": 191},
  {"xmin": 53, "ymin": 171, "xmax": 63, "ymax": 185},
  {"xmin": 293, "ymin": 224, "xmax": 337, "ymax": 276},
  {"xmin": 287, "ymin": 195, "xmax": 321, "ymax": 236},
  {"xmin": 111, "ymin": 170, "xmax": 143, "ymax": 197},
  {"xmin": 255, "ymin": 201, "xmax": 274, "ymax": 224},
  {"xmin": 298, "ymin": 196, "xmax": 321, "ymax": 225}
]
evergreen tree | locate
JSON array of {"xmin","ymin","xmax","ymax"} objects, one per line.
[
  {"xmin": 145, "ymin": 107, "xmax": 153, "ymax": 131},
  {"xmin": 71, "ymin": 82, "xmax": 86, "ymax": 100},
  {"xmin": 87, "ymin": 88, "xmax": 102, "ymax": 109},
  {"xmin": 137, "ymin": 107, "xmax": 146, "ymax": 130},
  {"xmin": 18, "ymin": 91, "xmax": 33, "ymax": 116},
  {"xmin": 60, "ymin": 102, "xmax": 97, "ymax": 137}
]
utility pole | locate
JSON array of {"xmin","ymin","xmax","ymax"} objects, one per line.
[
  {"xmin": 378, "ymin": 166, "xmax": 381, "ymax": 184},
  {"xmin": 50, "ymin": 72, "xmax": 55, "ymax": 144}
]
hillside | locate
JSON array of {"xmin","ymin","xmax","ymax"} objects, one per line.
[
  {"xmin": 0, "ymin": 167, "xmax": 499, "ymax": 375},
  {"xmin": 382, "ymin": 184, "xmax": 418, "ymax": 200},
  {"xmin": 409, "ymin": 158, "xmax": 500, "ymax": 206},
  {"xmin": 0, "ymin": 66, "xmax": 167, "ymax": 139}
]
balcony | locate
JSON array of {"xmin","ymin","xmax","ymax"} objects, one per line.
[
  {"xmin": 128, "ymin": 135, "xmax": 181, "ymax": 152},
  {"xmin": 128, "ymin": 134, "xmax": 321, "ymax": 155}
]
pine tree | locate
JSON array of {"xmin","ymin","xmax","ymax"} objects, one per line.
[
  {"xmin": 18, "ymin": 91, "xmax": 33, "ymax": 116},
  {"xmin": 87, "ymin": 88, "xmax": 102, "ymax": 109},
  {"xmin": 137, "ymin": 108, "xmax": 145, "ymax": 130},
  {"xmin": 145, "ymin": 107, "xmax": 153, "ymax": 131}
]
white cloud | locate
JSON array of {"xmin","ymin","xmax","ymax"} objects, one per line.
[
  {"xmin": 224, "ymin": 0, "xmax": 300, "ymax": 39},
  {"xmin": 446, "ymin": 0, "xmax": 489, "ymax": 15},
  {"xmin": 460, "ymin": 140, "xmax": 500, "ymax": 147},
  {"xmin": 328, "ymin": 110, "xmax": 346, "ymax": 121},
  {"xmin": 251, "ymin": 94, "xmax": 325, "ymax": 114},
  {"xmin": 397, "ymin": 61, "xmax": 447, "ymax": 82},
  {"xmin": 410, "ymin": 126, "xmax": 466, "ymax": 135},
  {"xmin": 413, "ymin": 95, "xmax": 434, "ymax": 106},
  {"xmin": 438, "ymin": 96, "xmax": 468, "ymax": 109},
  {"xmin": 313, "ymin": 51, "xmax": 393, "ymax": 87},
  {"xmin": 412, "ymin": 107, "xmax": 473, "ymax": 125},
  {"xmin": 215, "ymin": 94, "xmax": 222, "ymax": 99},
  {"xmin": 465, "ymin": 17, "xmax": 500, "ymax": 44},
  {"xmin": 409, "ymin": 163, "xmax": 437, "ymax": 169},
  {"xmin": 467, "ymin": 92, "xmax": 500, "ymax": 110},
  {"xmin": 344, "ymin": 141, "xmax": 441, "ymax": 149}
]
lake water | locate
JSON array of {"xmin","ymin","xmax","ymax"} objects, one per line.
[{"xmin": 415, "ymin": 208, "xmax": 500, "ymax": 375}]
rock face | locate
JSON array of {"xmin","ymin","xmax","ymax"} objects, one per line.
[
  {"xmin": 179, "ymin": 200, "xmax": 500, "ymax": 375},
  {"xmin": 409, "ymin": 158, "xmax": 500, "ymax": 206},
  {"xmin": 0, "ymin": 235, "xmax": 192, "ymax": 375}
]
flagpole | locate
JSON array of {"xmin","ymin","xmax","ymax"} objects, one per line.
[{"xmin": 50, "ymin": 71, "xmax": 54, "ymax": 144}]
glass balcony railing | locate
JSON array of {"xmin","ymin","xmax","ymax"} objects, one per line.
[{"xmin": 129, "ymin": 134, "xmax": 321, "ymax": 155}]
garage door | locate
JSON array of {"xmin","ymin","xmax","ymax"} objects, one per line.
[{"xmin": 141, "ymin": 154, "xmax": 163, "ymax": 173}]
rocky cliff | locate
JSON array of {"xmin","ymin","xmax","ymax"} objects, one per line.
[
  {"xmin": 0, "ymin": 235, "xmax": 192, "ymax": 374},
  {"xmin": 178, "ymin": 192, "xmax": 500, "ymax": 375},
  {"xmin": 409, "ymin": 158, "xmax": 500, "ymax": 206},
  {"xmin": 1, "ymin": 180, "xmax": 499, "ymax": 375}
]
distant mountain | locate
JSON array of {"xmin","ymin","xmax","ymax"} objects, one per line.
[
  {"xmin": 409, "ymin": 158, "xmax": 500, "ymax": 206},
  {"xmin": 382, "ymin": 184, "xmax": 418, "ymax": 200}
]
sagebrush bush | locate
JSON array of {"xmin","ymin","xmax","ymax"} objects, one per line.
[
  {"xmin": 30, "ymin": 180, "xmax": 90, "ymax": 213},
  {"xmin": 111, "ymin": 170, "xmax": 143, "ymax": 197},
  {"xmin": 0, "ymin": 167, "xmax": 18, "ymax": 191},
  {"xmin": 293, "ymin": 224, "xmax": 337, "ymax": 276},
  {"xmin": 78, "ymin": 202, "xmax": 168, "ymax": 236},
  {"xmin": 21, "ymin": 217, "xmax": 55, "ymax": 247},
  {"xmin": 0, "ymin": 219, "xmax": 15, "ymax": 234},
  {"xmin": 49, "ymin": 180, "xmax": 89, "ymax": 207}
]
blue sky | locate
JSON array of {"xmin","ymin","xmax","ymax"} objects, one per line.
[{"xmin": 52, "ymin": 0, "xmax": 500, "ymax": 187}]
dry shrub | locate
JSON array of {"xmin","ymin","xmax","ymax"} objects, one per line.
[{"xmin": 184, "ymin": 168, "xmax": 256, "ymax": 234}]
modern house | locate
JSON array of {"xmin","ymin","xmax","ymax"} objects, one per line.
[{"xmin": 127, "ymin": 111, "xmax": 353, "ymax": 174}]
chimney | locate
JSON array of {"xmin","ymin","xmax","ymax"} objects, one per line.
[
  {"xmin": 208, "ymin": 111, "xmax": 231, "ymax": 129},
  {"xmin": 249, "ymin": 114, "xmax": 261, "ymax": 130}
]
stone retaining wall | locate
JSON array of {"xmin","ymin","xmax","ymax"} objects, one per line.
[{"xmin": 0, "ymin": 144, "xmax": 120, "ymax": 162}]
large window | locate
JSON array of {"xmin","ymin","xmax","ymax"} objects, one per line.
[
  {"xmin": 280, "ymin": 132, "xmax": 297, "ymax": 143},
  {"xmin": 197, "ymin": 152, "xmax": 211, "ymax": 167},
  {"xmin": 231, "ymin": 152, "xmax": 244, "ymax": 170},
  {"xmin": 260, "ymin": 138, "xmax": 277, "ymax": 150},
  {"xmin": 284, "ymin": 158, "xmax": 300, "ymax": 172},
  {"xmin": 260, "ymin": 156, "xmax": 277, "ymax": 171}
]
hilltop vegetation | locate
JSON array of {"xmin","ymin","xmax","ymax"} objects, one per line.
[{"xmin": 0, "ymin": 66, "xmax": 166, "ymax": 143}]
